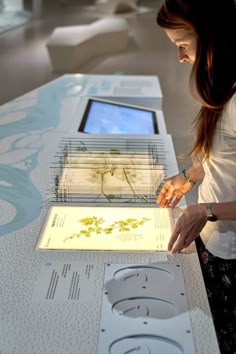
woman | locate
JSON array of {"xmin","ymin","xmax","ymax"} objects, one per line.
[{"xmin": 156, "ymin": 0, "xmax": 236, "ymax": 353}]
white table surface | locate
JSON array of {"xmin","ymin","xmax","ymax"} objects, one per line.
[{"xmin": 0, "ymin": 74, "xmax": 219, "ymax": 354}]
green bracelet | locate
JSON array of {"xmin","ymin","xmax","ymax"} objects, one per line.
[{"xmin": 182, "ymin": 169, "xmax": 195, "ymax": 185}]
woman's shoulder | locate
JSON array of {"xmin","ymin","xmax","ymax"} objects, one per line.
[
  {"xmin": 225, "ymin": 91, "xmax": 236, "ymax": 116},
  {"xmin": 228, "ymin": 91, "xmax": 236, "ymax": 115},
  {"xmin": 223, "ymin": 92, "xmax": 236, "ymax": 132}
]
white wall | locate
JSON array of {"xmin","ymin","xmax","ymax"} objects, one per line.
[
  {"xmin": 5, "ymin": 0, "xmax": 23, "ymax": 11},
  {"xmin": 32, "ymin": 0, "xmax": 42, "ymax": 17}
]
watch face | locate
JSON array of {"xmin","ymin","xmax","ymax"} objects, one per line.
[{"xmin": 206, "ymin": 204, "xmax": 217, "ymax": 222}]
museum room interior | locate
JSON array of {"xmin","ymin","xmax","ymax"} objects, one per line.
[
  {"xmin": 0, "ymin": 0, "xmax": 199, "ymax": 205},
  {"xmin": 0, "ymin": 1, "xmax": 224, "ymax": 353}
]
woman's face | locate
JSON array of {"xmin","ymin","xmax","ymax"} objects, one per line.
[{"xmin": 165, "ymin": 28, "xmax": 197, "ymax": 64}]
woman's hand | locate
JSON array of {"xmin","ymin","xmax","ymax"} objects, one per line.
[
  {"xmin": 168, "ymin": 204, "xmax": 207, "ymax": 253},
  {"xmin": 157, "ymin": 173, "xmax": 194, "ymax": 208}
]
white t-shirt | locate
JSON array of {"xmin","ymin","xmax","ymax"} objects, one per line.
[{"xmin": 198, "ymin": 92, "xmax": 236, "ymax": 259}]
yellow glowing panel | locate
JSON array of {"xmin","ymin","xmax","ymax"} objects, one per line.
[
  {"xmin": 36, "ymin": 206, "xmax": 174, "ymax": 251},
  {"xmin": 58, "ymin": 153, "xmax": 164, "ymax": 196}
]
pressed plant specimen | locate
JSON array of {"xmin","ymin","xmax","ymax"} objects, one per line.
[{"xmin": 64, "ymin": 216, "xmax": 151, "ymax": 242}]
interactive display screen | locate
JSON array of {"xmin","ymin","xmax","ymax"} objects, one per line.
[
  {"xmin": 78, "ymin": 99, "xmax": 159, "ymax": 134},
  {"xmin": 36, "ymin": 206, "xmax": 174, "ymax": 251}
]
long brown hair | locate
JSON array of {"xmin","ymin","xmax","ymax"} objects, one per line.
[{"xmin": 157, "ymin": 0, "xmax": 236, "ymax": 160}]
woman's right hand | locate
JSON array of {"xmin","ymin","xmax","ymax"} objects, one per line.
[{"xmin": 157, "ymin": 172, "xmax": 194, "ymax": 208}]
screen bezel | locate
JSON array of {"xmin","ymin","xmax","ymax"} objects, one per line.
[{"xmin": 78, "ymin": 98, "xmax": 159, "ymax": 134}]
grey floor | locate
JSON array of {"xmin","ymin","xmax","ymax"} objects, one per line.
[{"xmin": 0, "ymin": 0, "xmax": 199, "ymax": 204}]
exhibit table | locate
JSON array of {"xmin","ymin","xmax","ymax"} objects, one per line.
[{"xmin": 0, "ymin": 74, "xmax": 220, "ymax": 354}]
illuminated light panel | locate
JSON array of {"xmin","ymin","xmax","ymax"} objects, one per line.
[{"xmin": 36, "ymin": 206, "xmax": 175, "ymax": 251}]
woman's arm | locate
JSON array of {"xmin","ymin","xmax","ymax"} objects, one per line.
[
  {"xmin": 210, "ymin": 201, "xmax": 236, "ymax": 220},
  {"xmin": 185, "ymin": 162, "xmax": 205, "ymax": 184},
  {"xmin": 157, "ymin": 162, "xmax": 205, "ymax": 208},
  {"xmin": 168, "ymin": 201, "xmax": 236, "ymax": 253}
]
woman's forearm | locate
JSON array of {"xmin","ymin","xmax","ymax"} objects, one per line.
[
  {"xmin": 207, "ymin": 201, "xmax": 236, "ymax": 221},
  {"xmin": 186, "ymin": 162, "xmax": 205, "ymax": 183}
]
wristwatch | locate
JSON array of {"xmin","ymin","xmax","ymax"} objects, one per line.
[{"xmin": 206, "ymin": 203, "xmax": 217, "ymax": 222}]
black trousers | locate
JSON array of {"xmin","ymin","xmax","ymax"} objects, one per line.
[{"xmin": 195, "ymin": 236, "xmax": 236, "ymax": 354}]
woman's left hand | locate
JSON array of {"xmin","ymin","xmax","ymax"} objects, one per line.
[{"xmin": 168, "ymin": 204, "xmax": 207, "ymax": 253}]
